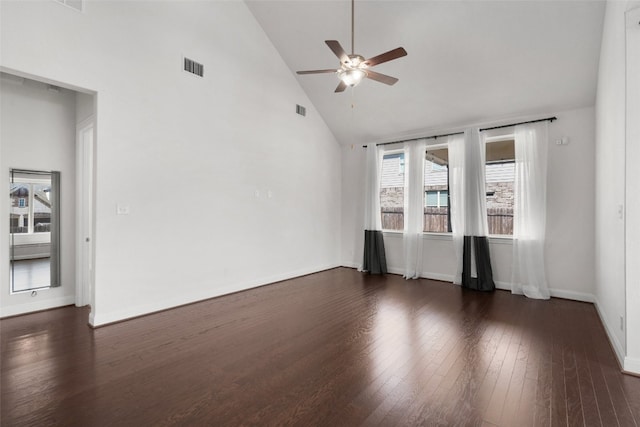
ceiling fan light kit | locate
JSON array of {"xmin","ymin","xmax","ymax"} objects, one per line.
[
  {"xmin": 338, "ymin": 68, "xmax": 367, "ymax": 87},
  {"xmin": 296, "ymin": 0, "xmax": 407, "ymax": 93}
]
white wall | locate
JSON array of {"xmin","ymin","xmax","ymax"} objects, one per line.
[
  {"xmin": 75, "ymin": 92, "xmax": 94, "ymax": 124},
  {"xmin": 595, "ymin": 0, "xmax": 628, "ymax": 367},
  {"xmin": 595, "ymin": 0, "xmax": 640, "ymax": 373},
  {"xmin": 0, "ymin": 76, "xmax": 77, "ymax": 316},
  {"xmin": 342, "ymin": 107, "xmax": 596, "ymax": 300},
  {"xmin": 0, "ymin": 0, "xmax": 341, "ymax": 325},
  {"xmin": 625, "ymin": 6, "xmax": 640, "ymax": 375}
]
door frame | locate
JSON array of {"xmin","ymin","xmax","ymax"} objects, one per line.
[{"xmin": 76, "ymin": 116, "xmax": 95, "ymax": 308}]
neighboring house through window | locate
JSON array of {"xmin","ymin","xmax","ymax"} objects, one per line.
[
  {"xmin": 485, "ymin": 137, "xmax": 515, "ymax": 236},
  {"xmin": 376, "ymin": 137, "xmax": 515, "ymax": 236},
  {"xmin": 424, "ymin": 145, "xmax": 450, "ymax": 233},
  {"xmin": 380, "ymin": 151, "xmax": 405, "ymax": 231}
]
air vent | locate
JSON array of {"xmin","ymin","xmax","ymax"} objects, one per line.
[
  {"xmin": 183, "ymin": 57, "xmax": 204, "ymax": 77},
  {"xmin": 53, "ymin": 0, "xmax": 83, "ymax": 12},
  {"xmin": 296, "ymin": 104, "xmax": 306, "ymax": 117}
]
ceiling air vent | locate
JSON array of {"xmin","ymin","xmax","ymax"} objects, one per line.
[
  {"xmin": 296, "ymin": 104, "xmax": 306, "ymax": 117},
  {"xmin": 183, "ymin": 57, "xmax": 204, "ymax": 77}
]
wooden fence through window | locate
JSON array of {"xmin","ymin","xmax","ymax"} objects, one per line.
[{"xmin": 380, "ymin": 207, "xmax": 513, "ymax": 235}]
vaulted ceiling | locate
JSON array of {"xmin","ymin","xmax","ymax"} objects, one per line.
[{"xmin": 246, "ymin": 0, "xmax": 605, "ymax": 145}]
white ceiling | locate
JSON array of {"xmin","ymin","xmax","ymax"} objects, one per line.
[{"xmin": 245, "ymin": 0, "xmax": 605, "ymax": 145}]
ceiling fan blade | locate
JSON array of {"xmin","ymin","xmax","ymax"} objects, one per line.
[
  {"xmin": 364, "ymin": 47, "xmax": 407, "ymax": 67},
  {"xmin": 325, "ymin": 40, "xmax": 349, "ymax": 64},
  {"xmin": 365, "ymin": 70, "xmax": 399, "ymax": 86},
  {"xmin": 335, "ymin": 81, "xmax": 347, "ymax": 93},
  {"xmin": 296, "ymin": 69, "xmax": 338, "ymax": 75}
]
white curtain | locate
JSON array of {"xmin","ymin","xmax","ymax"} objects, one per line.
[
  {"xmin": 448, "ymin": 133, "xmax": 466, "ymax": 284},
  {"xmin": 403, "ymin": 139, "xmax": 427, "ymax": 279},
  {"xmin": 511, "ymin": 122, "xmax": 550, "ymax": 299},
  {"xmin": 464, "ymin": 129, "xmax": 489, "ymax": 237},
  {"xmin": 363, "ymin": 143, "xmax": 382, "ymax": 231},
  {"xmin": 451, "ymin": 129, "xmax": 494, "ymax": 290},
  {"xmin": 359, "ymin": 143, "xmax": 385, "ymax": 273}
]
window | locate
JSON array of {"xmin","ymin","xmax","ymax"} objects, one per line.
[
  {"xmin": 380, "ymin": 152, "xmax": 405, "ymax": 231},
  {"xmin": 485, "ymin": 138, "xmax": 515, "ymax": 235},
  {"xmin": 424, "ymin": 146, "xmax": 450, "ymax": 232},
  {"xmin": 425, "ymin": 190, "xmax": 449, "ymax": 207},
  {"xmin": 10, "ymin": 182, "xmax": 52, "ymax": 235}
]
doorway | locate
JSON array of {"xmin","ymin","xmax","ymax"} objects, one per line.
[
  {"xmin": 0, "ymin": 71, "xmax": 96, "ymax": 317},
  {"xmin": 76, "ymin": 120, "xmax": 94, "ymax": 307}
]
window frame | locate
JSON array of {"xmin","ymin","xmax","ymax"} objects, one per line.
[
  {"xmin": 10, "ymin": 176, "xmax": 52, "ymax": 245},
  {"xmin": 484, "ymin": 134, "xmax": 515, "ymax": 238},
  {"xmin": 424, "ymin": 190, "xmax": 449, "ymax": 208},
  {"xmin": 424, "ymin": 142, "xmax": 451, "ymax": 234},
  {"xmin": 379, "ymin": 148, "xmax": 408, "ymax": 233}
]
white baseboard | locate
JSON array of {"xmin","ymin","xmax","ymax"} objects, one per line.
[
  {"xmin": 548, "ymin": 288, "xmax": 594, "ymax": 303},
  {"xmin": 387, "ymin": 267, "xmax": 454, "ymax": 282},
  {"xmin": 494, "ymin": 280, "xmax": 510, "ymax": 291},
  {"xmin": 495, "ymin": 281, "xmax": 594, "ymax": 303},
  {"xmin": 342, "ymin": 261, "xmax": 360, "ymax": 270},
  {"xmin": 421, "ymin": 272, "xmax": 455, "ymax": 282},
  {"xmin": 593, "ymin": 297, "xmax": 626, "ymax": 369},
  {"xmin": 89, "ymin": 263, "xmax": 341, "ymax": 327},
  {"xmin": 387, "ymin": 266, "xmax": 404, "ymax": 276},
  {"xmin": 0, "ymin": 295, "xmax": 75, "ymax": 318},
  {"xmin": 624, "ymin": 356, "xmax": 640, "ymax": 375}
]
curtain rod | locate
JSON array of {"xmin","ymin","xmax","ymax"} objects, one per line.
[
  {"xmin": 362, "ymin": 116, "xmax": 557, "ymax": 148},
  {"xmin": 479, "ymin": 116, "xmax": 556, "ymax": 132},
  {"xmin": 361, "ymin": 131, "xmax": 463, "ymax": 148}
]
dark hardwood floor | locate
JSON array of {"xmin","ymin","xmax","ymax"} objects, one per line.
[{"xmin": 1, "ymin": 267, "xmax": 639, "ymax": 426}]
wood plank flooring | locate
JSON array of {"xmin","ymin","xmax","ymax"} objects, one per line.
[{"xmin": 1, "ymin": 267, "xmax": 638, "ymax": 426}]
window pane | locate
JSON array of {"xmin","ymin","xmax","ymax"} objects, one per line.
[
  {"xmin": 486, "ymin": 140, "xmax": 515, "ymax": 235},
  {"xmin": 425, "ymin": 191, "xmax": 438, "ymax": 207},
  {"xmin": 380, "ymin": 152, "xmax": 405, "ymax": 231},
  {"xmin": 439, "ymin": 190, "xmax": 449, "ymax": 207},
  {"xmin": 33, "ymin": 184, "xmax": 52, "ymax": 233},
  {"xmin": 10, "ymin": 184, "xmax": 29, "ymax": 234},
  {"xmin": 424, "ymin": 148, "xmax": 449, "ymax": 232}
]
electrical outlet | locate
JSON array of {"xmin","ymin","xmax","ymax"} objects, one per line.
[{"xmin": 116, "ymin": 204, "xmax": 130, "ymax": 215}]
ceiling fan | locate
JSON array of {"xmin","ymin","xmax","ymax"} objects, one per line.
[{"xmin": 296, "ymin": 0, "xmax": 407, "ymax": 93}]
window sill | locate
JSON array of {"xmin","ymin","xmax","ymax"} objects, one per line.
[
  {"xmin": 11, "ymin": 232, "xmax": 51, "ymax": 245},
  {"xmin": 488, "ymin": 235, "xmax": 513, "ymax": 245},
  {"xmin": 381, "ymin": 231, "xmax": 453, "ymax": 241},
  {"xmin": 423, "ymin": 232, "xmax": 452, "ymax": 241},
  {"xmin": 381, "ymin": 231, "xmax": 512, "ymax": 245}
]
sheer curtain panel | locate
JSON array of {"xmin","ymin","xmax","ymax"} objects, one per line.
[
  {"xmin": 461, "ymin": 129, "xmax": 495, "ymax": 291},
  {"xmin": 361, "ymin": 143, "xmax": 387, "ymax": 274},
  {"xmin": 448, "ymin": 134, "xmax": 466, "ymax": 284},
  {"xmin": 403, "ymin": 140, "xmax": 427, "ymax": 279},
  {"xmin": 511, "ymin": 122, "xmax": 550, "ymax": 299}
]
